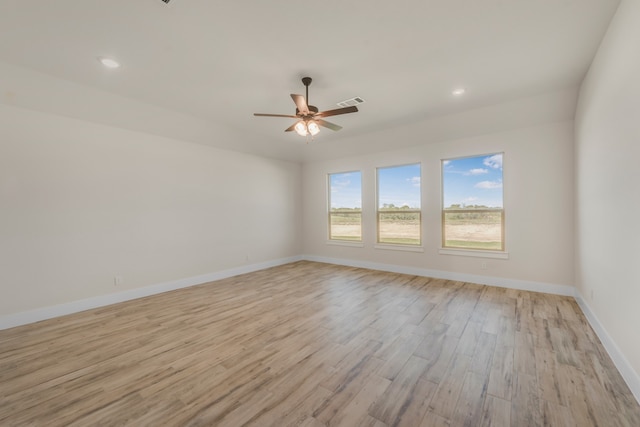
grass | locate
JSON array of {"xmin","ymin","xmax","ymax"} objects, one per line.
[
  {"xmin": 444, "ymin": 210, "xmax": 502, "ymax": 224},
  {"xmin": 330, "ymin": 212, "xmax": 503, "ymax": 250}
]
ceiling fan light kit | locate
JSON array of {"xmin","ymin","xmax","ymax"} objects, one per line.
[
  {"xmin": 307, "ymin": 121, "xmax": 320, "ymax": 136},
  {"xmin": 254, "ymin": 77, "xmax": 359, "ymax": 140},
  {"xmin": 294, "ymin": 121, "xmax": 308, "ymax": 136},
  {"xmin": 294, "ymin": 120, "xmax": 320, "ymax": 137}
]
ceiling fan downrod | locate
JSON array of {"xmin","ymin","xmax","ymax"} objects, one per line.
[{"xmin": 302, "ymin": 77, "xmax": 312, "ymax": 106}]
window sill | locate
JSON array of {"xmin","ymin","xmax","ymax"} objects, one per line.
[
  {"xmin": 374, "ymin": 244, "xmax": 425, "ymax": 253},
  {"xmin": 326, "ymin": 240, "xmax": 364, "ymax": 248},
  {"xmin": 439, "ymin": 248, "xmax": 509, "ymax": 259}
]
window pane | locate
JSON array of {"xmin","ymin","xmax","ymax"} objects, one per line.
[
  {"xmin": 378, "ymin": 211, "xmax": 421, "ymax": 245},
  {"xmin": 329, "ymin": 171, "xmax": 362, "ymax": 241},
  {"xmin": 442, "ymin": 154, "xmax": 504, "ymax": 250},
  {"xmin": 377, "ymin": 164, "xmax": 421, "ymax": 245}
]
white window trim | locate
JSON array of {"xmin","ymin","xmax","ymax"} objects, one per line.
[
  {"xmin": 376, "ymin": 162, "xmax": 423, "ymax": 248},
  {"xmin": 328, "ymin": 170, "xmax": 363, "ymax": 243},
  {"xmin": 441, "ymin": 152, "xmax": 505, "ymax": 253},
  {"xmin": 439, "ymin": 248, "xmax": 509, "ymax": 259},
  {"xmin": 375, "ymin": 243, "xmax": 425, "ymax": 253},
  {"xmin": 326, "ymin": 240, "xmax": 364, "ymax": 248}
]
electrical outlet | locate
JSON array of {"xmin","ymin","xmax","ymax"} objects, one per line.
[
  {"xmin": 114, "ymin": 276, "xmax": 123, "ymax": 286},
  {"xmin": 481, "ymin": 261, "xmax": 488, "ymax": 270},
  {"xmin": 245, "ymin": 253, "xmax": 250, "ymax": 262}
]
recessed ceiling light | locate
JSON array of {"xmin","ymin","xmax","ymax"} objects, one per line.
[
  {"xmin": 98, "ymin": 57, "xmax": 120, "ymax": 69},
  {"xmin": 452, "ymin": 88, "xmax": 466, "ymax": 96}
]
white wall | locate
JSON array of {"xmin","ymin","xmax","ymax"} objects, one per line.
[
  {"xmin": 575, "ymin": 0, "xmax": 640, "ymax": 381},
  {"xmin": 0, "ymin": 104, "xmax": 302, "ymax": 316},
  {"xmin": 302, "ymin": 120, "xmax": 574, "ymax": 289}
]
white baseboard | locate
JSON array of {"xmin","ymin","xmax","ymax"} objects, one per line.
[
  {"xmin": 575, "ymin": 293, "xmax": 640, "ymax": 404},
  {"xmin": 302, "ymin": 255, "xmax": 575, "ymax": 296},
  {"xmin": 0, "ymin": 255, "xmax": 302, "ymax": 331}
]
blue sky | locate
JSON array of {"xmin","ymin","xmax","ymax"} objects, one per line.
[
  {"xmin": 442, "ymin": 154, "xmax": 503, "ymax": 208},
  {"xmin": 329, "ymin": 171, "xmax": 362, "ymax": 209},
  {"xmin": 377, "ymin": 164, "xmax": 421, "ymax": 208},
  {"xmin": 329, "ymin": 164, "xmax": 421, "ymax": 209},
  {"xmin": 329, "ymin": 157, "xmax": 502, "ymax": 209}
]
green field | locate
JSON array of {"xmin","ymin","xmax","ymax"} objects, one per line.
[
  {"xmin": 378, "ymin": 211, "xmax": 421, "ymax": 245},
  {"xmin": 329, "ymin": 210, "xmax": 362, "ymax": 241},
  {"xmin": 329, "ymin": 208, "xmax": 503, "ymax": 250},
  {"xmin": 443, "ymin": 209, "xmax": 503, "ymax": 250}
]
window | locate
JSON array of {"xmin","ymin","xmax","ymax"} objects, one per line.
[
  {"xmin": 377, "ymin": 163, "xmax": 421, "ymax": 245},
  {"xmin": 442, "ymin": 153, "xmax": 504, "ymax": 251},
  {"xmin": 328, "ymin": 171, "xmax": 362, "ymax": 241}
]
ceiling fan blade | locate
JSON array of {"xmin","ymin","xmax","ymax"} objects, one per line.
[
  {"xmin": 284, "ymin": 122, "xmax": 300, "ymax": 132},
  {"xmin": 291, "ymin": 94, "xmax": 309, "ymax": 115},
  {"xmin": 254, "ymin": 113, "xmax": 298, "ymax": 118},
  {"xmin": 316, "ymin": 119, "xmax": 343, "ymax": 131},
  {"xmin": 315, "ymin": 105, "xmax": 358, "ymax": 118}
]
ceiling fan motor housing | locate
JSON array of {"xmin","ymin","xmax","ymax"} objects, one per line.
[{"xmin": 297, "ymin": 105, "xmax": 319, "ymax": 116}]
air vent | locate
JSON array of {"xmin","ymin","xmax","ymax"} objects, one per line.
[{"xmin": 337, "ymin": 97, "xmax": 365, "ymax": 108}]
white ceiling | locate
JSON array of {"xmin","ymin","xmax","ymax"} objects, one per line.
[{"xmin": 0, "ymin": 0, "xmax": 620, "ymax": 162}]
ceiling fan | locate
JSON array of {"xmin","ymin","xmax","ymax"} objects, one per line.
[{"xmin": 254, "ymin": 77, "xmax": 358, "ymax": 137}]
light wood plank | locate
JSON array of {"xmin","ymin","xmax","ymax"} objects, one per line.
[
  {"xmin": 428, "ymin": 352, "xmax": 472, "ymax": 419},
  {"xmin": 368, "ymin": 356, "xmax": 431, "ymax": 425},
  {"xmin": 330, "ymin": 374, "xmax": 390, "ymax": 427},
  {"xmin": 488, "ymin": 345, "xmax": 514, "ymax": 401},
  {"xmin": 0, "ymin": 261, "xmax": 638, "ymax": 426},
  {"xmin": 451, "ymin": 371, "xmax": 488, "ymax": 426},
  {"xmin": 540, "ymin": 399, "xmax": 574, "ymax": 427},
  {"xmin": 513, "ymin": 331, "xmax": 537, "ymax": 375},
  {"xmin": 393, "ymin": 378, "xmax": 438, "ymax": 427},
  {"xmin": 418, "ymin": 411, "xmax": 451, "ymax": 427},
  {"xmin": 511, "ymin": 372, "xmax": 542, "ymax": 427},
  {"xmin": 481, "ymin": 395, "xmax": 511, "ymax": 427}
]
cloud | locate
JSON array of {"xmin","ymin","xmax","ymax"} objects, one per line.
[
  {"xmin": 464, "ymin": 197, "xmax": 479, "ymax": 203},
  {"xmin": 398, "ymin": 201, "xmax": 420, "ymax": 208},
  {"xmin": 442, "ymin": 160, "xmax": 450, "ymax": 166},
  {"xmin": 332, "ymin": 178, "xmax": 351, "ymax": 188},
  {"xmin": 407, "ymin": 176, "xmax": 421, "ymax": 187},
  {"xmin": 465, "ymin": 168, "xmax": 488, "ymax": 176},
  {"xmin": 331, "ymin": 177, "xmax": 353, "ymax": 194},
  {"xmin": 483, "ymin": 154, "xmax": 503, "ymax": 169},
  {"xmin": 475, "ymin": 180, "xmax": 503, "ymax": 189}
]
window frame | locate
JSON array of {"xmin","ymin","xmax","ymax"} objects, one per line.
[
  {"xmin": 375, "ymin": 162, "xmax": 422, "ymax": 247},
  {"xmin": 440, "ymin": 153, "xmax": 505, "ymax": 252},
  {"xmin": 327, "ymin": 170, "xmax": 363, "ymax": 243}
]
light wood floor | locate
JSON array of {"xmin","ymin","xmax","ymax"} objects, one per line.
[{"xmin": 1, "ymin": 261, "xmax": 639, "ymax": 426}]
